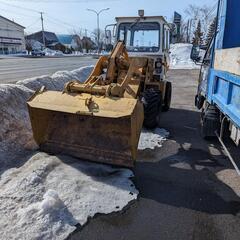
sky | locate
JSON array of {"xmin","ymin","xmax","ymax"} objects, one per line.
[{"xmin": 0, "ymin": 0, "xmax": 216, "ymax": 35}]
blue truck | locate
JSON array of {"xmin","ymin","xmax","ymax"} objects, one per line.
[{"xmin": 193, "ymin": 0, "xmax": 240, "ymax": 171}]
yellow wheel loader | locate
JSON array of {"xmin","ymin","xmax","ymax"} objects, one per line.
[{"xmin": 27, "ymin": 41, "xmax": 171, "ymax": 167}]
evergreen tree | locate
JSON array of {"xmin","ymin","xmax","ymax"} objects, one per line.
[
  {"xmin": 205, "ymin": 17, "xmax": 217, "ymax": 46},
  {"xmin": 192, "ymin": 20, "xmax": 204, "ymax": 46}
]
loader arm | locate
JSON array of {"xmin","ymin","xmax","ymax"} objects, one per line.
[
  {"xmin": 64, "ymin": 41, "xmax": 143, "ymax": 98},
  {"xmin": 105, "ymin": 41, "xmax": 129, "ymax": 83}
]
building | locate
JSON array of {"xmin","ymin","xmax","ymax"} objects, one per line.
[
  {"xmin": 0, "ymin": 15, "xmax": 25, "ymax": 54},
  {"xmin": 171, "ymin": 12, "xmax": 182, "ymax": 44},
  {"xmin": 26, "ymin": 31, "xmax": 58, "ymax": 47},
  {"xmin": 81, "ymin": 36, "xmax": 96, "ymax": 53},
  {"xmin": 57, "ymin": 34, "xmax": 82, "ymax": 51}
]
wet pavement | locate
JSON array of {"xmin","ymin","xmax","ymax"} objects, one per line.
[{"xmin": 68, "ymin": 69, "xmax": 240, "ymax": 240}]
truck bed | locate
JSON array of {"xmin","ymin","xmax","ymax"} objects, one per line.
[
  {"xmin": 214, "ymin": 48, "xmax": 240, "ymax": 76},
  {"xmin": 207, "ymin": 53, "xmax": 240, "ymax": 128}
]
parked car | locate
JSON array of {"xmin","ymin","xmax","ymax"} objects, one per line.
[{"xmin": 31, "ymin": 49, "xmax": 45, "ymax": 56}]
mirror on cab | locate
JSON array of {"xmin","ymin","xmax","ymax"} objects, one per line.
[
  {"xmin": 105, "ymin": 24, "xmax": 116, "ymax": 51},
  {"xmin": 190, "ymin": 45, "xmax": 201, "ymax": 62},
  {"xmin": 191, "ymin": 45, "xmax": 208, "ymax": 63}
]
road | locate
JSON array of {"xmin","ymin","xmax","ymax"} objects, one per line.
[
  {"xmin": 0, "ymin": 56, "xmax": 96, "ymax": 84},
  {"xmin": 68, "ymin": 69, "xmax": 240, "ymax": 240}
]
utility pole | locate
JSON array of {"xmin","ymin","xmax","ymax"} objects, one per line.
[
  {"xmin": 186, "ymin": 20, "xmax": 190, "ymax": 43},
  {"xmin": 40, "ymin": 12, "xmax": 45, "ymax": 48},
  {"xmin": 86, "ymin": 8, "xmax": 110, "ymax": 54}
]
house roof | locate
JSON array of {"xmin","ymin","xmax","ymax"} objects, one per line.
[
  {"xmin": 0, "ymin": 15, "xmax": 25, "ymax": 29},
  {"xmin": 57, "ymin": 34, "xmax": 74, "ymax": 45},
  {"xmin": 44, "ymin": 31, "xmax": 58, "ymax": 41},
  {"xmin": 47, "ymin": 42, "xmax": 64, "ymax": 47},
  {"xmin": 27, "ymin": 31, "xmax": 58, "ymax": 42}
]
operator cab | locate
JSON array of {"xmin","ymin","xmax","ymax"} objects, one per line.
[{"xmin": 106, "ymin": 10, "xmax": 171, "ymax": 80}]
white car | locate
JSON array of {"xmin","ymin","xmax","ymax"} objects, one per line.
[{"xmin": 31, "ymin": 49, "xmax": 45, "ymax": 57}]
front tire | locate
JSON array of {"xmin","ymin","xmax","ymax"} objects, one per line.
[{"xmin": 142, "ymin": 88, "xmax": 162, "ymax": 129}]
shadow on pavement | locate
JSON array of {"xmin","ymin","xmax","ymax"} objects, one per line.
[
  {"xmin": 136, "ymin": 107, "xmax": 240, "ymax": 215},
  {"xmin": 135, "ymin": 159, "xmax": 240, "ymax": 215}
]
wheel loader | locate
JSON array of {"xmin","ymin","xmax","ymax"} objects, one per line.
[{"xmin": 27, "ymin": 40, "xmax": 171, "ymax": 168}]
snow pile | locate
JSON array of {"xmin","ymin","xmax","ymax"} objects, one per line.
[
  {"xmin": 0, "ymin": 152, "xmax": 137, "ymax": 240},
  {"xmin": 0, "ymin": 66, "xmax": 93, "ymax": 169},
  {"xmin": 170, "ymin": 43, "xmax": 200, "ymax": 69},
  {"xmin": 16, "ymin": 65, "xmax": 94, "ymax": 91},
  {"xmin": 0, "ymin": 65, "xmax": 139, "ymax": 239},
  {"xmin": 138, "ymin": 128, "xmax": 169, "ymax": 150},
  {"xmin": 43, "ymin": 48, "xmax": 64, "ymax": 57},
  {"xmin": 29, "ymin": 40, "xmax": 44, "ymax": 50},
  {"xmin": 0, "ymin": 84, "xmax": 37, "ymax": 169}
]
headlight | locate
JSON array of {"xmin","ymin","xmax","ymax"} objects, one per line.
[
  {"xmin": 155, "ymin": 58, "xmax": 163, "ymax": 74},
  {"xmin": 156, "ymin": 62, "xmax": 162, "ymax": 68}
]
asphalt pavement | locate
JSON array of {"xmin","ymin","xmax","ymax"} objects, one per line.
[
  {"xmin": 68, "ymin": 69, "xmax": 240, "ymax": 240},
  {"xmin": 0, "ymin": 56, "xmax": 96, "ymax": 84}
]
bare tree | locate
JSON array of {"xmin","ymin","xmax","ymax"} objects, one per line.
[
  {"xmin": 180, "ymin": 21, "xmax": 188, "ymax": 43},
  {"xmin": 71, "ymin": 28, "xmax": 84, "ymax": 39},
  {"xmin": 81, "ymin": 36, "xmax": 95, "ymax": 53},
  {"xmin": 25, "ymin": 38, "xmax": 32, "ymax": 54},
  {"xmin": 184, "ymin": 4, "xmax": 216, "ymax": 42},
  {"xmin": 92, "ymin": 28, "xmax": 106, "ymax": 51},
  {"xmin": 185, "ymin": 4, "xmax": 202, "ymax": 21}
]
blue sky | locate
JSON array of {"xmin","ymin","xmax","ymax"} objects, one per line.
[{"xmin": 0, "ymin": 0, "xmax": 215, "ymax": 35}]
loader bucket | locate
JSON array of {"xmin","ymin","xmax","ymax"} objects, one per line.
[{"xmin": 27, "ymin": 90, "xmax": 144, "ymax": 167}]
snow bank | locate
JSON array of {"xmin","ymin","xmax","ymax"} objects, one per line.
[
  {"xmin": 170, "ymin": 43, "xmax": 200, "ymax": 69},
  {"xmin": 0, "ymin": 84, "xmax": 36, "ymax": 170},
  {"xmin": 0, "ymin": 152, "xmax": 137, "ymax": 240},
  {"xmin": 0, "ymin": 66, "xmax": 94, "ymax": 169},
  {"xmin": 43, "ymin": 48, "xmax": 64, "ymax": 57},
  {"xmin": 138, "ymin": 128, "xmax": 169, "ymax": 150},
  {"xmin": 16, "ymin": 65, "xmax": 94, "ymax": 91}
]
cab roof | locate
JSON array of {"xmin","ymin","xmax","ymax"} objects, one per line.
[{"xmin": 115, "ymin": 16, "xmax": 169, "ymax": 25}]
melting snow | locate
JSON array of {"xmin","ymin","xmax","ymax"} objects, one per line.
[
  {"xmin": 138, "ymin": 128, "xmax": 169, "ymax": 150},
  {"xmin": 0, "ymin": 66, "xmax": 138, "ymax": 240},
  {"xmin": 0, "ymin": 66, "xmax": 94, "ymax": 170},
  {"xmin": 0, "ymin": 153, "xmax": 137, "ymax": 240},
  {"xmin": 170, "ymin": 43, "xmax": 200, "ymax": 69}
]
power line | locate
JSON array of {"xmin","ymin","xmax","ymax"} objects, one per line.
[
  {"xmin": 206, "ymin": 2, "xmax": 218, "ymax": 19},
  {"xmin": 0, "ymin": 0, "xmax": 39, "ymax": 13},
  {"xmin": 0, "ymin": 6, "xmax": 36, "ymax": 18},
  {"xmin": 6, "ymin": 0, "xmax": 119, "ymax": 2},
  {"xmin": 25, "ymin": 17, "xmax": 40, "ymax": 28},
  {"xmin": 46, "ymin": 17, "xmax": 92, "ymax": 36},
  {"xmin": 45, "ymin": 14, "xmax": 77, "ymax": 29},
  {"xmin": 45, "ymin": 14, "xmax": 90, "ymax": 33},
  {"xmin": 45, "ymin": 18, "xmax": 75, "ymax": 32}
]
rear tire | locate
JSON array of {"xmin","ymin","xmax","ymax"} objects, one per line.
[
  {"xmin": 200, "ymin": 105, "xmax": 220, "ymax": 139},
  {"xmin": 142, "ymin": 88, "xmax": 162, "ymax": 129},
  {"xmin": 162, "ymin": 81, "xmax": 172, "ymax": 112}
]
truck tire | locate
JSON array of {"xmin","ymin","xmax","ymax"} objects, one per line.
[
  {"xmin": 162, "ymin": 81, "xmax": 172, "ymax": 112},
  {"xmin": 200, "ymin": 105, "xmax": 220, "ymax": 139},
  {"xmin": 142, "ymin": 88, "xmax": 162, "ymax": 129}
]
